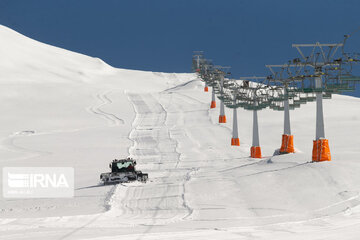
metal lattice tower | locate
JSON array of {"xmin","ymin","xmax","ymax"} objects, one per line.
[
  {"xmin": 265, "ymin": 62, "xmax": 308, "ymax": 154},
  {"xmin": 291, "ymin": 42, "xmax": 344, "ymax": 161},
  {"xmin": 192, "ymin": 41, "xmax": 360, "ymax": 161},
  {"xmin": 222, "ymin": 76, "xmax": 268, "ymax": 157}
]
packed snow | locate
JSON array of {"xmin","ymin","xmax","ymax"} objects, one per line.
[{"xmin": 1, "ymin": 25, "xmax": 360, "ymax": 239}]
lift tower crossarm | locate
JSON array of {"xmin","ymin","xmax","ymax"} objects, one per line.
[
  {"xmin": 292, "ymin": 43, "xmax": 343, "ymax": 64},
  {"xmin": 237, "ymin": 76, "xmax": 266, "ymax": 83},
  {"xmin": 266, "ymin": 63, "xmax": 339, "ymax": 68},
  {"xmin": 265, "ymin": 64, "xmax": 306, "ymax": 83},
  {"xmin": 239, "ymin": 76, "xmax": 266, "ymax": 79},
  {"xmin": 292, "ymin": 43, "xmax": 343, "ymax": 47}
]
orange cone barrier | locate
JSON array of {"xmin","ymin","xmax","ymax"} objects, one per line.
[
  {"xmin": 280, "ymin": 134, "xmax": 295, "ymax": 154},
  {"xmin": 231, "ymin": 138, "xmax": 240, "ymax": 146},
  {"xmin": 319, "ymin": 139, "xmax": 331, "ymax": 161},
  {"xmin": 251, "ymin": 146, "xmax": 262, "ymax": 158},
  {"xmin": 312, "ymin": 140, "xmax": 318, "ymax": 162},
  {"xmin": 280, "ymin": 134, "xmax": 287, "ymax": 153},
  {"xmin": 286, "ymin": 135, "xmax": 294, "ymax": 153},
  {"xmin": 312, "ymin": 139, "xmax": 331, "ymax": 162},
  {"xmin": 204, "ymin": 86, "xmax": 209, "ymax": 92},
  {"xmin": 210, "ymin": 101, "xmax": 216, "ymax": 108},
  {"xmin": 219, "ymin": 115, "xmax": 226, "ymax": 123}
]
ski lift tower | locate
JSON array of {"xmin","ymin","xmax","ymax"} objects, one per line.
[
  {"xmin": 201, "ymin": 59, "xmax": 213, "ymax": 92},
  {"xmin": 239, "ymin": 76, "xmax": 267, "ymax": 158},
  {"xmin": 198, "ymin": 59, "xmax": 218, "ymax": 108},
  {"xmin": 265, "ymin": 61, "xmax": 306, "ymax": 154},
  {"xmin": 220, "ymin": 79, "xmax": 246, "ymax": 146},
  {"xmin": 214, "ymin": 66, "xmax": 231, "ymax": 123},
  {"xmin": 193, "ymin": 51, "xmax": 209, "ymax": 92},
  {"xmin": 192, "ymin": 51, "xmax": 204, "ymax": 73},
  {"xmin": 200, "ymin": 61, "xmax": 218, "ymax": 109},
  {"xmin": 292, "ymin": 42, "xmax": 343, "ymax": 162}
]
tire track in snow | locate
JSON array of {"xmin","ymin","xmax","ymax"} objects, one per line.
[
  {"xmin": 87, "ymin": 91, "xmax": 124, "ymax": 126},
  {"xmin": 130, "ymin": 92, "xmax": 193, "ymax": 240},
  {"xmin": 156, "ymin": 93, "xmax": 195, "ymax": 222},
  {"xmin": 0, "ymin": 126, "xmax": 106, "ymax": 163},
  {"xmin": 105, "ymin": 93, "xmax": 194, "ymax": 233},
  {"xmin": 0, "ymin": 132, "xmax": 52, "ymax": 162}
]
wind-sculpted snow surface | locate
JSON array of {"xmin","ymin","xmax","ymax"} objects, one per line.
[{"xmin": 1, "ymin": 25, "xmax": 360, "ymax": 239}]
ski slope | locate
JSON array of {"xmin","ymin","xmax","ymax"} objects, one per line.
[{"xmin": 1, "ymin": 25, "xmax": 360, "ymax": 239}]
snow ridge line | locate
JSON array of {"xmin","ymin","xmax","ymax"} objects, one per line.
[
  {"xmin": 87, "ymin": 91, "xmax": 125, "ymax": 126},
  {"xmin": 162, "ymin": 79, "xmax": 199, "ymax": 93}
]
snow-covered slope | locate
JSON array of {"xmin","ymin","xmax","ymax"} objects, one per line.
[{"xmin": 1, "ymin": 25, "xmax": 360, "ymax": 240}]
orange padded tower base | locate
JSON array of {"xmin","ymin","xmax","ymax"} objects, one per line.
[
  {"xmin": 204, "ymin": 86, "xmax": 209, "ymax": 92},
  {"xmin": 231, "ymin": 138, "xmax": 240, "ymax": 146},
  {"xmin": 210, "ymin": 101, "xmax": 216, "ymax": 108},
  {"xmin": 312, "ymin": 139, "xmax": 331, "ymax": 162},
  {"xmin": 219, "ymin": 115, "xmax": 226, "ymax": 123},
  {"xmin": 251, "ymin": 146, "xmax": 262, "ymax": 158},
  {"xmin": 280, "ymin": 134, "xmax": 295, "ymax": 153}
]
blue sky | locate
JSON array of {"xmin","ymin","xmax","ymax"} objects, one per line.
[{"xmin": 1, "ymin": 0, "xmax": 360, "ymax": 96}]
